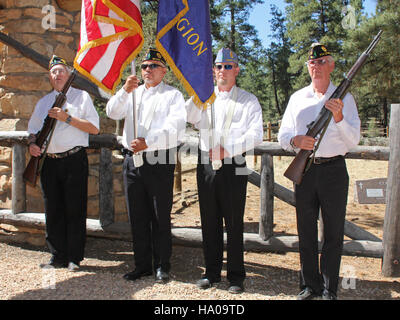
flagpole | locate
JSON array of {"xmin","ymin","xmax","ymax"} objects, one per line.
[
  {"xmin": 210, "ymin": 103, "xmax": 222, "ymax": 170},
  {"xmin": 131, "ymin": 60, "xmax": 143, "ymax": 167}
]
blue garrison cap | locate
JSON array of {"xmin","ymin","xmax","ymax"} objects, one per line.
[{"xmin": 215, "ymin": 48, "xmax": 238, "ymax": 64}]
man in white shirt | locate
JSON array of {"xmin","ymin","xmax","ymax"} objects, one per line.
[
  {"xmin": 278, "ymin": 44, "xmax": 361, "ymax": 300},
  {"xmin": 28, "ymin": 55, "xmax": 100, "ymax": 271},
  {"xmin": 186, "ymin": 48, "xmax": 263, "ymax": 294},
  {"xmin": 106, "ymin": 49, "xmax": 186, "ymax": 283}
]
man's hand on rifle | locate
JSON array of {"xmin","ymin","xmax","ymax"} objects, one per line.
[
  {"xmin": 131, "ymin": 137, "xmax": 148, "ymax": 153},
  {"xmin": 123, "ymin": 75, "xmax": 140, "ymax": 93},
  {"xmin": 292, "ymin": 135, "xmax": 317, "ymax": 151},
  {"xmin": 29, "ymin": 143, "xmax": 42, "ymax": 157},
  {"xmin": 325, "ymin": 98, "xmax": 344, "ymax": 123},
  {"xmin": 48, "ymin": 107, "xmax": 69, "ymax": 122}
]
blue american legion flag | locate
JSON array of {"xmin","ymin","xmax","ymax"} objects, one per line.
[{"xmin": 156, "ymin": 0, "xmax": 216, "ymax": 109}]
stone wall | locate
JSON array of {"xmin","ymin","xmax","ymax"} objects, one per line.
[{"xmin": 0, "ymin": 0, "xmax": 129, "ymax": 222}]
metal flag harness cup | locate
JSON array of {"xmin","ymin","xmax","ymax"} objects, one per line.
[{"xmin": 131, "ymin": 83, "xmax": 161, "ymax": 167}]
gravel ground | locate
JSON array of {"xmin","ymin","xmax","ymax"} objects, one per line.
[
  {"xmin": 1, "ymin": 157, "xmax": 400, "ymax": 302},
  {"xmin": 1, "ymin": 237, "xmax": 399, "ymax": 301}
]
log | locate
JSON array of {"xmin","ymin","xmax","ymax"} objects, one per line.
[
  {"xmin": 254, "ymin": 142, "xmax": 389, "ymax": 160},
  {"xmin": 174, "ymin": 157, "xmax": 182, "ymax": 192},
  {"xmin": 0, "ymin": 131, "xmax": 29, "ymax": 147},
  {"xmin": 382, "ymin": 104, "xmax": 400, "ymax": 276},
  {"xmin": 0, "ymin": 210, "xmax": 383, "ymax": 258},
  {"xmin": 88, "ymin": 133, "xmax": 123, "ymax": 150},
  {"xmin": 247, "ymin": 168, "xmax": 295, "ymax": 206},
  {"xmin": 248, "ymin": 168, "xmax": 380, "ymax": 241},
  {"xmin": 11, "ymin": 144, "xmax": 26, "ymax": 214},
  {"xmin": 171, "ymin": 228, "xmax": 383, "ymax": 258},
  {"xmin": 259, "ymin": 154, "xmax": 274, "ymax": 240},
  {"xmin": 99, "ymin": 148, "xmax": 114, "ymax": 228},
  {"xmin": 0, "ymin": 132, "xmax": 390, "ymax": 160},
  {"xmin": 344, "ymin": 220, "xmax": 381, "ymax": 242},
  {"xmin": 0, "ymin": 31, "xmax": 109, "ymax": 102}
]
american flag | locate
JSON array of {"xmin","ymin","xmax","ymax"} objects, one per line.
[{"xmin": 74, "ymin": 0, "xmax": 143, "ymax": 94}]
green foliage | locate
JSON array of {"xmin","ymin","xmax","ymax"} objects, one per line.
[{"xmin": 94, "ymin": 0, "xmax": 399, "ymax": 131}]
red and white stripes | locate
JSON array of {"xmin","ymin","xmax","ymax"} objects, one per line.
[{"xmin": 74, "ymin": 0, "xmax": 143, "ymax": 93}]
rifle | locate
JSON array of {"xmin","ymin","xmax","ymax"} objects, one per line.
[
  {"xmin": 23, "ymin": 69, "xmax": 77, "ymax": 187},
  {"xmin": 284, "ymin": 30, "xmax": 383, "ymax": 185}
]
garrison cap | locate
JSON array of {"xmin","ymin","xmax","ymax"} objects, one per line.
[
  {"xmin": 215, "ymin": 48, "xmax": 238, "ymax": 64},
  {"xmin": 143, "ymin": 48, "xmax": 166, "ymax": 65},
  {"xmin": 308, "ymin": 43, "xmax": 331, "ymax": 60},
  {"xmin": 49, "ymin": 55, "xmax": 68, "ymax": 70}
]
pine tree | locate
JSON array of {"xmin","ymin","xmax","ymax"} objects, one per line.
[
  {"xmin": 266, "ymin": 5, "xmax": 293, "ymax": 116},
  {"xmin": 285, "ymin": 0, "xmax": 363, "ymax": 90},
  {"xmin": 344, "ymin": 0, "xmax": 400, "ymax": 127},
  {"xmin": 210, "ymin": 0, "xmax": 263, "ymax": 64}
]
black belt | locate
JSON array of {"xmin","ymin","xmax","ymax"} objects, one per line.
[
  {"xmin": 313, "ymin": 155, "xmax": 343, "ymax": 165},
  {"xmin": 121, "ymin": 148, "xmax": 171, "ymax": 157},
  {"xmin": 47, "ymin": 146, "xmax": 84, "ymax": 159}
]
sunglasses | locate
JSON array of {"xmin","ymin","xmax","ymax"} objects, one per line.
[
  {"xmin": 141, "ymin": 63, "xmax": 163, "ymax": 70},
  {"xmin": 306, "ymin": 59, "xmax": 328, "ymax": 66},
  {"xmin": 215, "ymin": 64, "xmax": 234, "ymax": 70}
]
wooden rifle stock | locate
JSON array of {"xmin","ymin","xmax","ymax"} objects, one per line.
[
  {"xmin": 284, "ymin": 30, "xmax": 383, "ymax": 185},
  {"xmin": 23, "ymin": 70, "xmax": 77, "ymax": 187},
  {"xmin": 283, "ymin": 149, "xmax": 313, "ymax": 185}
]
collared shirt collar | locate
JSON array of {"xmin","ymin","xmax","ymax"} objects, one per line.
[
  {"xmin": 305, "ymin": 81, "xmax": 335, "ymax": 99},
  {"xmin": 144, "ymin": 81, "xmax": 164, "ymax": 93},
  {"xmin": 215, "ymin": 85, "xmax": 237, "ymax": 99}
]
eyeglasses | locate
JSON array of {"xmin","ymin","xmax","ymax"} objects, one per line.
[
  {"xmin": 141, "ymin": 63, "xmax": 163, "ymax": 70},
  {"xmin": 306, "ymin": 59, "xmax": 328, "ymax": 66},
  {"xmin": 50, "ymin": 67, "xmax": 67, "ymax": 75},
  {"xmin": 215, "ymin": 64, "xmax": 234, "ymax": 70}
]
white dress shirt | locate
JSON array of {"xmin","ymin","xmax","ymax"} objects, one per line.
[
  {"xmin": 106, "ymin": 81, "xmax": 187, "ymax": 152},
  {"xmin": 28, "ymin": 87, "xmax": 100, "ymax": 154},
  {"xmin": 186, "ymin": 85, "xmax": 264, "ymax": 157},
  {"xmin": 278, "ymin": 82, "xmax": 361, "ymax": 157}
]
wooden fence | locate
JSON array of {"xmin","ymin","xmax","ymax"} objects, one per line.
[{"xmin": 0, "ymin": 105, "xmax": 399, "ymax": 276}]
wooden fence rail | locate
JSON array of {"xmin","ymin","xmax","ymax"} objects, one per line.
[{"xmin": 1, "ymin": 104, "xmax": 399, "ymax": 276}]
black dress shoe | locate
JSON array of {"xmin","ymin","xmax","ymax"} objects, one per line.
[
  {"xmin": 228, "ymin": 282, "xmax": 244, "ymax": 294},
  {"xmin": 155, "ymin": 268, "xmax": 169, "ymax": 283},
  {"xmin": 196, "ymin": 276, "xmax": 221, "ymax": 289},
  {"xmin": 322, "ymin": 289, "xmax": 337, "ymax": 300},
  {"xmin": 123, "ymin": 269, "xmax": 153, "ymax": 281},
  {"xmin": 40, "ymin": 256, "xmax": 67, "ymax": 269},
  {"xmin": 297, "ymin": 287, "xmax": 319, "ymax": 300}
]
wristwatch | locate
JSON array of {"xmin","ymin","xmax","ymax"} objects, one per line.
[{"xmin": 65, "ymin": 115, "xmax": 72, "ymax": 125}]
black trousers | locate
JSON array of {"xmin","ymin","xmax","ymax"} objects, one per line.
[
  {"xmin": 40, "ymin": 149, "xmax": 88, "ymax": 264},
  {"xmin": 295, "ymin": 157, "xmax": 349, "ymax": 295},
  {"xmin": 123, "ymin": 150, "xmax": 175, "ymax": 272},
  {"xmin": 196, "ymin": 151, "xmax": 248, "ymax": 283}
]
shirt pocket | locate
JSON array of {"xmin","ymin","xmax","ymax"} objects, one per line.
[
  {"xmin": 64, "ymin": 104, "xmax": 81, "ymax": 118},
  {"xmin": 230, "ymin": 107, "xmax": 244, "ymax": 128}
]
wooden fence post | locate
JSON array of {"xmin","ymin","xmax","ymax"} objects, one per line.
[
  {"xmin": 99, "ymin": 148, "xmax": 114, "ymax": 228},
  {"xmin": 11, "ymin": 143, "xmax": 26, "ymax": 214},
  {"xmin": 259, "ymin": 154, "xmax": 274, "ymax": 240},
  {"xmin": 382, "ymin": 104, "xmax": 400, "ymax": 276},
  {"xmin": 174, "ymin": 157, "xmax": 182, "ymax": 192}
]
